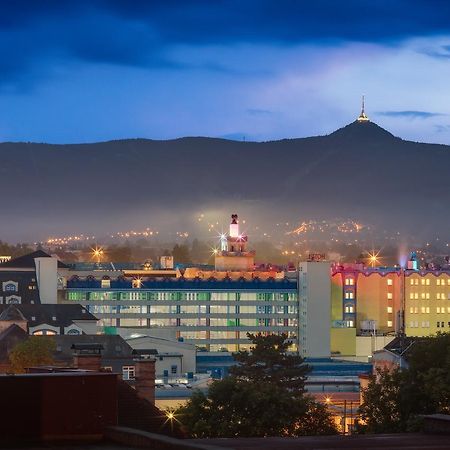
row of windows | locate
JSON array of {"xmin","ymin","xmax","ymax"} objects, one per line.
[
  {"xmin": 409, "ymin": 321, "xmax": 450, "ymax": 328},
  {"xmin": 68, "ymin": 291, "xmax": 297, "ymax": 302},
  {"xmin": 88, "ymin": 304, "xmax": 299, "ymax": 314},
  {"xmin": 345, "ymin": 278, "xmax": 395, "ymax": 286},
  {"xmin": 410, "ymin": 278, "xmax": 450, "ymax": 286},
  {"xmin": 98, "ymin": 317, "xmax": 298, "ymax": 328},
  {"xmin": 409, "ymin": 292, "xmax": 449, "ymax": 300},
  {"xmin": 409, "ymin": 306, "xmax": 450, "ymax": 314}
]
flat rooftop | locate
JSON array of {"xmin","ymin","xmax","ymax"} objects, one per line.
[{"xmin": 188, "ymin": 433, "xmax": 450, "ymax": 449}]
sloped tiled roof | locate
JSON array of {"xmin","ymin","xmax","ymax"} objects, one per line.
[
  {"xmin": 0, "ymin": 250, "xmax": 69, "ymax": 269},
  {"xmin": 53, "ymin": 334, "xmax": 133, "ymax": 362},
  {"xmin": 0, "ymin": 304, "xmax": 97, "ymax": 327},
  {"xmin": 0, "ymin": 305, "xmax": 27, "ymax": 322}
]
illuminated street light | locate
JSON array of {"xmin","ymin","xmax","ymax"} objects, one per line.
[
  {"xmin": 366, "ymin": 250, "xmax": 381, "ymax": 267},
  {"xmin": 91, "ymin": 246, "xmax": 104, "ymax": 263}
]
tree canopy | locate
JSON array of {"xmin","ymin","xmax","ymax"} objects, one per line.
[
  {"xmin": 230, "ymin": 332, "xmax": 309, "ymax": 397},
  {"xmin": 358, "ymin": 333, "xmax": 450, "ymax": 433},
  {"xmin": 9, "ymin": 336, "xmax": 56, "ymax": 373},
  {"xmin": 175, "ymin": 333, "xmax": 337, "ymax": 437}
]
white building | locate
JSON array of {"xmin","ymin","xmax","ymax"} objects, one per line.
[{"xmin": 299, "ymin": 260, "xmax": 331, "ymax": 358}]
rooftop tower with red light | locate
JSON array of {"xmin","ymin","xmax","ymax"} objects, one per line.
[{"xmin": 215, "ymin": 214, "xmax": 255, "ymax": 271}]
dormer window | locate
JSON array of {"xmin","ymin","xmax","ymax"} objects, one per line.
[
  {"xmin": 3, "ymin": 281, "xmax": 18, "ymax": 292},
  {"xmin": 6, "ymin": 296, "xmax": 21, "ymax": 304}
]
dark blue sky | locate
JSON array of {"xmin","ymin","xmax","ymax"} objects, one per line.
[{"xmin": 2, "ymin": 0, "xmax": 450, "ymax": 143}]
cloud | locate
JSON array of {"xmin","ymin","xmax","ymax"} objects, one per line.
[
  {"xmin": 1, "ymin": 0, "xmax": 450, "ymax": 90},
  {"xmin": 434, "ymin": 124, "xmax": 450, "ymax": 133},
  {"xmin": 376, "ymin": 111, "xmax": 445, "ymax": 119},
  {"xmin": 418, "ymin": 44, "xmax": 450, "ymax": 59}
]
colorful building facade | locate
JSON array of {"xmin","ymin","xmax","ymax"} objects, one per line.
[
  {"xmin": 332, "ymin": 263, "xmax": 450, "ymax": 340},
  {"xmin": 65, "ymin": 277, "xmax": 299, "ymax": 352}
]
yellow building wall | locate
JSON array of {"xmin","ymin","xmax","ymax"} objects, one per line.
[
  {"xmin": 331, "ymin": 273, "xmax": 344, "ymax": 322},
  {"xmin": 356, "ymin": 273, "xmax": 401, "ymax": 333},
  {"xmin": 331, "ymin": 327, "xmax": 356, "ymax": 356},
  {"xmin": 405, "ymin": 273, "xmax": 450, "ymax": 337}
]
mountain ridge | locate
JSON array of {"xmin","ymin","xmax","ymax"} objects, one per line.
[{"xmin": 0, "ymin": 120, "xmax": 448, "ymax": 241}]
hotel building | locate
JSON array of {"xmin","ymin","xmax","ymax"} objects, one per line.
[
  {"xmin": 63, "ymin": 215, "xmax": 301, "ymax": 353},
  {"xmin": 331, "ymin": 257, "xmax": 450, "ymax": 356}
]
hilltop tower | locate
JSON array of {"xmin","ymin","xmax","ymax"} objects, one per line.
[
  {"xmin": 357, "ymin": 95, "xmax": 370, "ymax": 122},
  {"xmin": 214, "ymin": 214, "xmax": 255, "ymax": 271}
]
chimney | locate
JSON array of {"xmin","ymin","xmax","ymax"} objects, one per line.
[
  {"xmin": 71, "ymin": 343, "xmax": 103, "ymax": 371},
  {"xmin": 134, "ymin": 357, "xmax": 156, "ymax": 404}
]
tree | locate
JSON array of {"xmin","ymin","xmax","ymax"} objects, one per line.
[
  {"xmin": 172, "ymin": 244, "xmax": 191, "ymax": 264},
  {"xmin": 230, "ymin": 333, "xmax": 309, "ymax": 397},
  {"xmin": 176, "ymin": 333, "xmax": 337, "ymax": 437},
  {"xmin": 358, "ymin": 333, "xmax": 450, "ymax": 433},
  {"xmin": 407, "ymin": 333, "xmax": 450, "ymax": 414},
  {"xmin": 107, "ymin": 244, "xmax": 132, "ymax": 262},
  {"xmin": 9, "ymin": 336, "xmax": 56, "ymax": 373},
  {"xmin": 358, "ymin": 368, "xmax": 425, "ymax": 433}
]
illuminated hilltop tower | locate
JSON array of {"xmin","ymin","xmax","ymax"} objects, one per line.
[
  {"xmin": 215, "ymin": 214, "xmax": 255, "ymax": 271},
  {"xmin": 357, "ymin": 95, "xmax": 370, "ymax": 122}
]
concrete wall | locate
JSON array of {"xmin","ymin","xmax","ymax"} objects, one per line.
[
  {"xmin": 331, "ymin": 327, "xmax": 356, "ymax": 356},
  {"xmin": 127, "ymin": 336, "xmax": 196, "ymax": 374},
  {"xmin": 34, "ymin": 257, "xmax": 58, "ymax": 304},
  {"xmin": 299, "ymin": 261, "xmax": 331, "ymax": 358}
]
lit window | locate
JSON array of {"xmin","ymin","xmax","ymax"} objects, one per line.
[
  {"xmin": 426, "ymin": 293, "xmax": 430, "ymax": 299},
  {"xmin": 387, "ymin": 293, "xmax": 393, "ymax": 300},
  {"xmin": 415, "ymin": 279, "xmax": 419, "ymax": 285},
  {"xmin": 437, "ymin": 279, "xmax": 441, "ymax": 286},
  {"xmin": 387, "ymin": 306, "xmax": 393, "ymax": 313},
  {"xmin": 421, "ymin": 306, "xmax": 426, "ymax": 313},
  {"xmin": 33, "ymin": 330, "xmax": 56, "ymax": 336},
  {"xmin": 101, "ymin": 279, "xmax": 110, "ymax": 288},
  {"xmin": 426, "ymin": 307, "xmax": 430, "ymax": 314},
  {"xmin": 387, "ymin": 279, "xmax": 393, "ymax": 286},
  {"xmin": 426, "ymin": 279, "xmax": 430, "ymax": 285},
  {"xmin": 409, "ymin": 307, "xmax": 414, "ymax": 313},
  {"xmin": 414, "ymin": 293, "xmax": 419, "ymax": 299},
  {"xmin": 409, "ymin": 293, "xmax": 414, "ymax": 299},
  {"xmin": 437, "ymin": 307, "xmax": 441, "ymax": 314},
  {"xmin": 387, "ymin": 320, "xmax": 393, "ymax": 327},
  {"xmin": 122, "ymin": 366, "xmax": 135, "ymax": 380},
  {"xmin": 410, "ymin": 279, "xmax": 414, "ymax": 286},
  {"xmin": 437, "ymin": 293, "xmax": 441, "ymax": 299},
  {"xmin": 421, "ymin": 293, "xmax": 425, "ymax": 299},
  {"xmin": 414, "ymin": 307, "xmax": 418, "ymax": 313},
  {"xmin": 421, "ymin": 279, "xmax": 425, "ymax": 285}
]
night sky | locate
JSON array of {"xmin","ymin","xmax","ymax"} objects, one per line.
[{"xmin": 2, "ymin": 1, "xmax": 450, "ymax": 144}]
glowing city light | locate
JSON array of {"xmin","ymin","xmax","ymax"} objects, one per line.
[{"xmin": 366, "ymin": 250, "xmax": 381, "ymax": 267}]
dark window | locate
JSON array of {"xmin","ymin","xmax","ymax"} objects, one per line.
[{"xmin": 171, "ymin": 365, "xmax": 177, "ymax": 374}]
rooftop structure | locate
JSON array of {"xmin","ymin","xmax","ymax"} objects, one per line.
[
  {"xmin": 214, "ymin": 214, "xmax": 255, "ymax": 271},
  {"xmin": 357, "ymin": 95, "xmax": 369, "ymax": 122}
]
